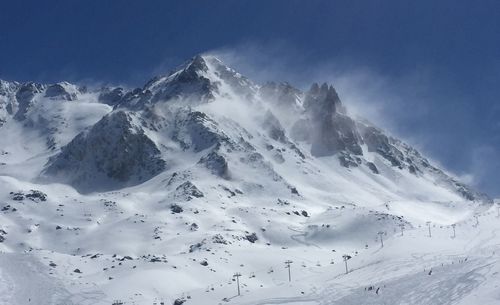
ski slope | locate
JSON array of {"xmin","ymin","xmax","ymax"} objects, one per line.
[{"xmin": 0, "ymin": 199, "xmax": 499, "ymax": 304}]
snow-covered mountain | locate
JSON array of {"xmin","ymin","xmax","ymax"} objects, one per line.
[{"xmin": 0, "ymin": 55, "xmax": 496, "ymax": 305}]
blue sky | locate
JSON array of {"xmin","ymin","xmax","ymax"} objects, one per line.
[{"xmin": 1, "ymin": 0, "xmax": 499, "ymax": 196}]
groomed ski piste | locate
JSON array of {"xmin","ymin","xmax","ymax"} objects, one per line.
[{"xmin": 0, "ymin": 180, "xmax": 498, "ymax": 305}]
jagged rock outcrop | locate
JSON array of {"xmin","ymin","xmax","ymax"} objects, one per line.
[
  {"xmin": 172, "ymin": 110, "xmax": 227, "ymax": 152},
  {"xmin": 292, "ymin": 83, "xmax": 363, "ymax": 158},
  {"xmin": 262, "ymin": 110, "xmax": 286, "ymax": 143},
  {"xmin": 198, "ymin": 151, "xmax": 229, "ymax": 178},
  {"xmin": 98, "ymin": 87, "xmax": 125, "ymax": 106},
  {"xmin": 44, "ymin": 82, "xmax": 80, "ymax": 101},
  {"xmin": 0, "ymin": 54, "xmax": 489, "ymax": 202},
  {"xmin": 174, "ymin": 181, "xmax": 204, "ymax": 200},
  {"xmin": 14, "ymin": 82, "xmax": 45, "ymax": 121},
  {"xmin": 43, "ymin": 111, "xmax": 165, "ymax": 192},
  {"xmin": 359, "ymin": 124, "xmax": 405, "ymax": 168},
  {"xmin": 0, "ymin": 80, "xmax": 19, "ymax": 126}
]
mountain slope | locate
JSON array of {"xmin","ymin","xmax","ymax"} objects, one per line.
[
  {"xmin": 0, "ymin": 54, "xmax": 494, "ymax": 305},
  {"xmin": 42, "ymin": 110, "xmax": 166, "ymax": 192}
]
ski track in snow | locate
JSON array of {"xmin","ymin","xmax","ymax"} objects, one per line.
[
  {"xmin": 0, "ymin": 253, "xmax": 75, "ymax": 305},
  {"xmin": 243, "ymin": 255, "xmax": 494, "ymax": 305},
  {"xmin": 235, "ymin": 212, "xmax": 500, "ymax": 305},
  {"xmin": 288, "ymin": 226, "xmax": 321, "ymax": 249}
]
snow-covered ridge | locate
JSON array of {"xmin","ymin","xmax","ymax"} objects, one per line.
[
  {"xmin": 0, "ymin": 55, "xmax": 489, "ymax": 200},
  {"xmin": 0, "ymin": 54, "xmax": 494, "ymax": 305}
]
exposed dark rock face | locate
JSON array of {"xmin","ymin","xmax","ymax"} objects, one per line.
[
  {"xmin": 153, "ymin": 66, "xmax": 215, "ymax": 103},
  {"xmin": 14, "ymin": 82, "xmax": 45, "ymax": 120},
  {"xmin": 173, "ymin": 298, "xmax": 186, "ymax": 305},
  {"xmin": 360, "ymin": 125, "xmax": 404, "ymax": 168},
  {"xmin": 190, "ymin": 223, "xmax": 199, "ymax": 231},
  {"xmin": 189, "ymin": 242, "xmax": 204, "ymax": 253},
  {"xmin": 356, "ymin": 122, "xmax": 489, "ymax": 201},
  {"xmin": 294, "ymin": 83, "xmax": 363, "ymax": 158},
  {"xmin": 0, "ymin": 80, "xmax": 19, "ymax": 97},
  {"xmin": 367, "ymin": 162, "xmax": 379, "ymax": 174},
  {"xmin": 173, "ymin": 111, "xmax": 225, "ymax": 152},
  {"xmin": 304, "ymin": 83, "xmax": 342, "ymax": 116},
  {"xmin": 98, "ymin": 87, "xmax": 125, "ymax": 106},
  {"xmin": 338, "ymin": 152, "xmax": 362, "ymax": 168},
  {"xmin": 210, "ymin": 58, "xmax": 256, "ymax": 99},
  {"xmin": 198, "ymin": 151, "xmax": 229, "ymax": 178},
  {"xmin": 262, "ymin": 110, "xmax": 287, "ymax": 142},
  {"xmin": 0, "ymin": 80, "xmax": 19, "ymax": 126},
  {"xmin": 0, "ymin": 229, "xmax": 6, "ymax": 243},
  {"xmin": 245, "ymin": 232, "xmax": 258, "ymax": 243},
  {"xmin": 310, "ymin": 112, "xmax": 363, "ymax": 157},
  {"xmin": 117, "ymin": 88, "xmax": 153, "ymax": 110},
  {"xmin": 44, "ymin": 83, "xmax": 77, "ymax": 101},
  {"xmin": 143, "ymin": 55, "xmax": 217, "ymax": 106},
  {"xmin": 116, "ymin": 55, "xmax": 256, "ymax": 110},
  {"xmin": 170, "ymin": 204, "xmax": 183, "ymax": 214},
  {"xmin": 43, "ymin": 111, "xmax": 165, "ymax": 192},
  {"xmin": 175, "ymin": 181, "xmax": 204, "ymax": 199},
  {"xmin": 358, "ymin": 123, "xmax": 423, "ymax": 175}
]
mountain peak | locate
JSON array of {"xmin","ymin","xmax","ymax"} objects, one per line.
[
  {"xmin": 0, "ymin": 79, "xmax": 20, "ymax": 96},
  {"xmin": 145, "ymin": 54, "xmax": 222, "ymax": 91},
  {"xmin": 189, "ymin": 54, "xmax": 225, "ymax": 71},
  {"xmin": 115, "ymin": 54, "xmax": 257, "ymax": 109}
]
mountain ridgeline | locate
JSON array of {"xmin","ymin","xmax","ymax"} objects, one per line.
[{"xmin": 0, "ymin": 55, "xmax": 489, "ymax": 202}]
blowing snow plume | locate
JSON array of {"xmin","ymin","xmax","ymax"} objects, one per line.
[{"xmin": 0, "ymin": 54, "xmax": 494, "ymax": 305}]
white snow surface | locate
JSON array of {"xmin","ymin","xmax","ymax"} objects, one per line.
[{"xmin": 0, "ymin": 55, "xmax": 497, "ymax": 305}]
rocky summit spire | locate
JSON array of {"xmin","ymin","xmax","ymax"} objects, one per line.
[{"xmin": 304, "ymin": 82, "xmax": 342, "ymax": 117}]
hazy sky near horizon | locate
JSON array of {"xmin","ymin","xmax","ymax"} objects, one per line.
[{"xmin": 0, "ymin": 0, "xmax": 499, "ymax": 196}]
